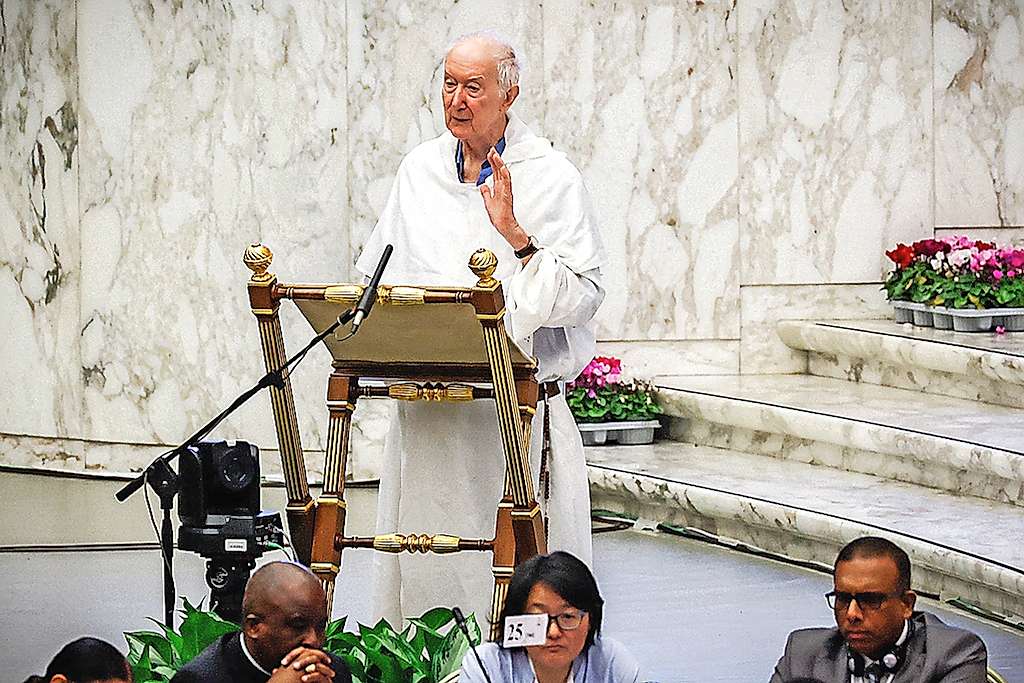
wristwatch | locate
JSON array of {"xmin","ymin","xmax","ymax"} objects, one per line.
[{"xmin": 514, "ymin": 236, "xmax": 539, "ymax": 259}]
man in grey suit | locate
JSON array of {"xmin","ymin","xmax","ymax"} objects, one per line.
[{"xmin": 770, "ymin": 537, "xmax": 987, "ymax": 683}]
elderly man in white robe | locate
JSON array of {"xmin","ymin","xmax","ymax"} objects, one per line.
[{"xmin": 355, "ymin": 31, "xmax": 605, "ymax": 627}]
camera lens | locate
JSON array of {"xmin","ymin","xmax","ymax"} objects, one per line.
[{"xmin": 216, "ymin": 447, "xmax": 257, "ymax": 492}]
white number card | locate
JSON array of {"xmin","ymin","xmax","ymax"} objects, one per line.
[{"xmin": 502, "ymin": 614, "xmax": 549, "ymax": 647}]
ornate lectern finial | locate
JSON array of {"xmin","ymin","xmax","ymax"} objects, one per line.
[
  {"xmin": 244, "ymin": 243, "xmax": 274, "ymax": 283},
  {"xmin": 469, "ymin": 248, "xmax": 498, "ymax": 288}
]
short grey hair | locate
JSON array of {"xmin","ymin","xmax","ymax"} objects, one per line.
[{"xmin": 446, "ymin": 30, "xmax": 521, "ymax": 97}]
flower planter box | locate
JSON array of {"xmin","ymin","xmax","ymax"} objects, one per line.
[
  {"xmin": 577, "ymin": 420, "xmax": 661, "ymax": 446},
  {"xmin": 891, "ymin": 301, "xmax": 1024, "ymax": 332}
]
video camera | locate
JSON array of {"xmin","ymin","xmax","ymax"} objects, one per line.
[{"xmin": 177, "ymin": 440, "xmax": 284, "ymax": 621}]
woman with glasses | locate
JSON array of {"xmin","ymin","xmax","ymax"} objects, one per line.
[{"xmin": 459, "ymin": 551, "xmax": 640, "ymax": 683}]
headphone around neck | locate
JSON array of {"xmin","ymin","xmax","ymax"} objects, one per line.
[{"xmin": 847, "ymin": 619, "xmax": 914, "ymax": 679}]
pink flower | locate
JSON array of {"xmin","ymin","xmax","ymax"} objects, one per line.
[
  {"xmin": 993, "ymin": 270, "xmax": 1004, "ymax": 280},
  {"xmin": 574, "ymin": 355, "xmax": 625, "ymax": 389},
  {"xmin": 996, "ymin": 326, "xmax": 1006, "ymax": 335},
  {"xmin": 1009, "ymin": 270, "xmax": 1018, "ymax": 278}
]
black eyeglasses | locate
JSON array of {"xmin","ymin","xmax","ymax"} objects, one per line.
[
  {"xmin": 532, "ymin": 609, "xmax": 588, "ymax": 631},
  {"xmin": 825, "ymin": 590, "xmax": 904, "ymax": 611}
]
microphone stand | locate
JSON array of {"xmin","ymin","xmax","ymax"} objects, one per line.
[
  {"xmin": 453, "ymin": 607, "xmax": 494, "ymax": 683},
  {"xmin": 115, "ymin": 307, "xmax": 358, "ymax": 627}
]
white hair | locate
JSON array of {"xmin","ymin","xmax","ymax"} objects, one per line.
[{"xmin": 445, "ymin": 30, "xmax": 522, "ymax": 97}]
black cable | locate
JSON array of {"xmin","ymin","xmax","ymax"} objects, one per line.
[
  {"xmin": 143, "ymin": 469, "xmax": 175, "ymax": 590},
  {"xmin": 452, "ymin": 606, "xmax": 493, "ymax": 683}
]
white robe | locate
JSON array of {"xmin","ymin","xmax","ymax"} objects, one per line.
[{"xmin": 355, "ymin": 112, "xmax": 606, "ymax": 628}]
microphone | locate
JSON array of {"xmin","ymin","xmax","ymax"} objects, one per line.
[
  {"xmin": 452, "ymin": 607, "xmax": 494, "ymax": 683},
  {"xmin": 351, "ymin": 244, "xmax": 393, "ymax": 333}
]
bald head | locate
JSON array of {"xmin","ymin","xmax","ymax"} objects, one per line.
[
  {"xmin": 241, "ymin": 562, "xmax": 328, "ymax": 669},
  {"xmin": 242, "ymin": 561, "xmax": 323, "ymax": 615}
]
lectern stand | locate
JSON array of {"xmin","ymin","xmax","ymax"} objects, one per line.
[{"xmin": 243, "ymin": 244, "xmax": 545, "ymax": 638}]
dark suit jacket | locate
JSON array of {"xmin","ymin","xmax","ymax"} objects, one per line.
[
  {"xmin": 171, "ymin": 632, "xmax": 351, "ymax": 683},
  {"xmin": 769, "ymin": 611, "xmax": 987, "ymax": 683}
]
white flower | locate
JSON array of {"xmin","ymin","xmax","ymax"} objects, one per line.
[{"xmin": 947, "ymin": 248, "xmax": 971, "ymax": 268}]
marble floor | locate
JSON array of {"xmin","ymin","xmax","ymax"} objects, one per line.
[
  {"xmin": 586, "ymin": 442, "xmax": 1024, "ymax": 570},
  {"xmin": 657, "ymin": 374, "xmax": 1024, "ymax": 456}
]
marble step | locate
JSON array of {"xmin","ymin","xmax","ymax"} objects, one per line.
[
  {"xmin": 586, "ymin": 442, "xmax": 1024, "ymax": 619},
  {"xmin": 655, "ymin": 374, "xmax": 1024, "ymax": 507},
  {"xmin": 778, "ymin": 320, "xmax": 1024, "ymax": 409}
]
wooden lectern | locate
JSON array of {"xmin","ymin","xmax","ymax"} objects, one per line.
[{"xmin": 243, "ymin": 243, "xmax": 545, "ymax": 637}]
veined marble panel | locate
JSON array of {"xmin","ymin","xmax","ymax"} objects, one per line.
[
  {"xmin": 347, "ymin": 0, "xmax": 542, "ymax": 266},
  {"xmin": 0, "ymin": 0, "xmax": 81, "ymax": 437},
  {"xmin": 75, "ymin": 2, "xmax": 349, "ymax": 459},
  {"xmin": 739, "ymin": 0, "xmax": 932, "ymax": 284},
  {"xmin": 740, "ymin": 284, "xmax": 890, "ymax": 373},
  {"xmin": 543, "ymin": 1, "xmax": 739, "ymax": 340},
  {"xmin": 596, "ymin": 340, "xmax": 739, "ymax": 380},
  {"xmin": 935, "ymin": 1, "xmax": 1024, "ymax": 227}
]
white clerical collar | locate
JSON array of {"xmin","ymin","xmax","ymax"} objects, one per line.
[{"xmin": 239, "ymin": 633, "xmax": 273, "ymax": 677}]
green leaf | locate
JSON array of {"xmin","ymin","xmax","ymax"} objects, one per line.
[
  {"xmin": 152, "ymin": 664, "xmax": 177, "ymax": 680},
  {"xmin": 432, "ymin": 612, "xmax": 481, "ymax": 682},
  {"xmin": 125, "ymin": 631, "xmax": 174, "ymax": 669},
  {"xmin": 408, "ymin": 607, "xmax": 455, "ymax": 656},
  {"xmin": 145, "ymin": 618, "xmax": 185, "ymax": 667},
  {"xmin": 177, "ymin": 604, "xmax": 239, "ymax": 663},
  {"xmin": 413, "ymin": 606, "xmax": 456, "ymax": 631}
]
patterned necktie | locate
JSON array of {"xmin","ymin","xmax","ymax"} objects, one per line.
[{"xmin": 864, "ymin": 661, "xmax": 885, "ymax": 683}]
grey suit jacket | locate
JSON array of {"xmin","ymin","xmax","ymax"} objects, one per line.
[{"xmin": 769, "ymin": 611, "xmax": 987, "ymax": 683}]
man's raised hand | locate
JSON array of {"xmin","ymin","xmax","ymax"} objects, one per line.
[{"xmin": 480, "ymin": 147, "xmax": 529, "ymax": 252}]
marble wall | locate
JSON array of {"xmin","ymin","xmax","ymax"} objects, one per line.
[
  {"xmin": 935, "ymin": 0, "xmax": 1024, "ymax": 228},
  {"xmin": 2, "ymin": 0, "xmax": 1023, "ymax": 475}
]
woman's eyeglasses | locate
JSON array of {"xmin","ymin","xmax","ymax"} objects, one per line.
[{"xmin": 534, "ymin": 609, "xmax": 588, "ymax": 631}]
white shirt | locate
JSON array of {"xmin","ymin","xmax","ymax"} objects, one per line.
[{"xmin": 849, "ymin": 620, "xmax": 910, "ymax": 683}]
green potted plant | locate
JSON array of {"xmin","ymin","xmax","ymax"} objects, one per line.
[
  {"xmin": 566, "ymin": 356, "xmax": 662, "ymax": 445},
  {"xmin": 125, "ymin": 599, "xmax": 480, "ymax": 683}
]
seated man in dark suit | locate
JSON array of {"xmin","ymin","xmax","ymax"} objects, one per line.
[
  {"xmin": 770, "ymin": 536, "xmax": 987, "ymax": 683},
  {"xmin": 172, "ymin": 561, "xmax": 351, "ymax": 683}
]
